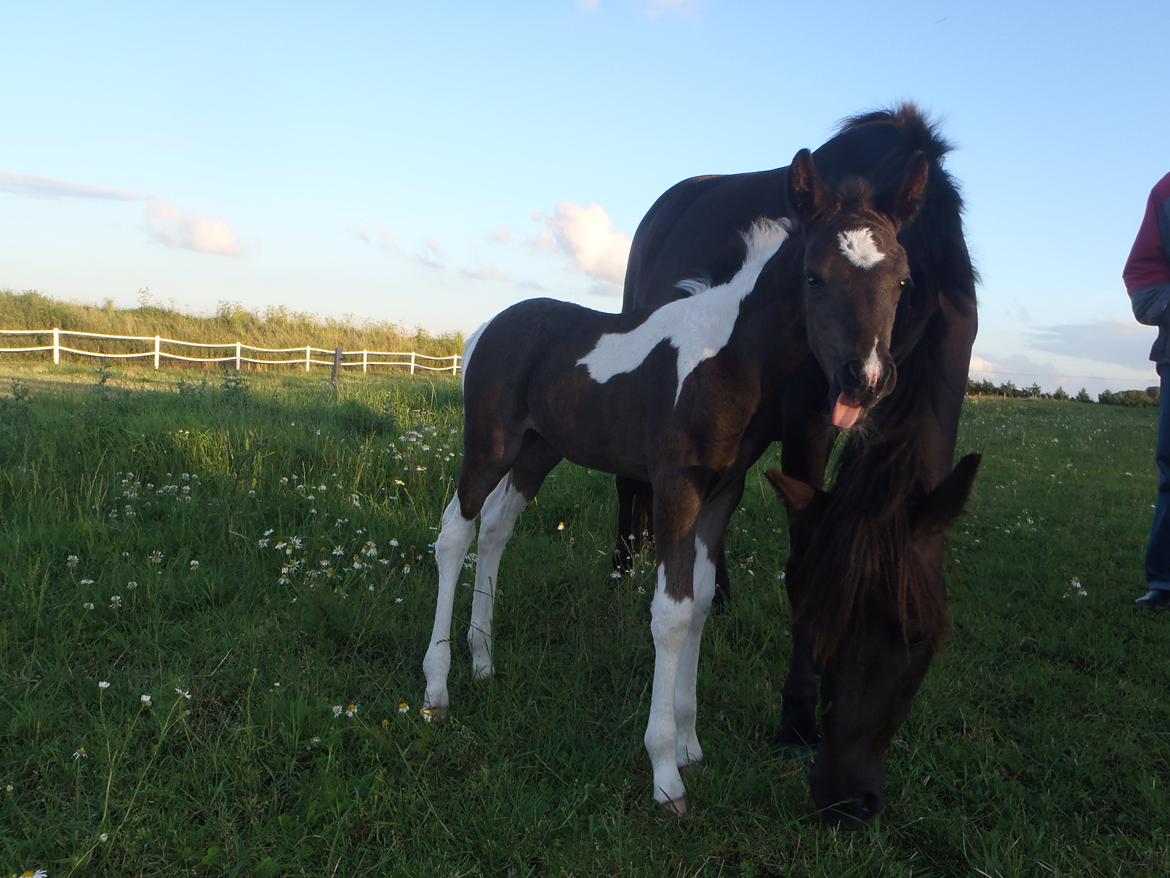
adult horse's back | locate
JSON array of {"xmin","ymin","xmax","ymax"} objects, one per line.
[{"xmin": 617, "ymin": 104, "xmax": 978, "ymax": 823}]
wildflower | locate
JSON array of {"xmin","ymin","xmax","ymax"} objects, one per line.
[
  {"xmin": 420, "ymin": 707, "xmax": 434, "ymax": 722},
  {"xmin": 398, "ymin": 702, "xmax": 409, "ymax": 714},
  {"xmin": 308, "ymin": 736, "xmax": 321, "ymax": 748},
  {"xmin": 263, "ymin": 528, "xmax": 275, "ymax": 537},
  {"xmin": 345, "ymin": 703, "xmax": 359, "ymax": 718},
  {"xmin": 557, "ymin": 522, "xmax": 565, "ymax": 531},
  {"xmin": 389, "ymin": 539, "xmax": 399, "ymax": 548},
  {"xmin": 403, "ymin": 565, "xmax": 411, "ymax": 574},
  {"xmin": 66, "ymin": 555, "xmax": 79, "ymax": 569},
  {"xmin": 20, "ymin": 869, "xmax": 48, "ymax": 878},
  {"xmin": 175, "ymin": 687, "xmax": 191, "ymax": 700},
  {"xmin": 610, "ymin": 571, "xmax": 621, "ymax": 580},
  {"xmin": 394, "ymin": 479, "xmax": 406, "ymax": 486},
  {"xmin": 332, "ymin": 705, "xmax": 343, "ymax": 717},
  {"xmin": 148, "ymin": 551, "xmax": 163, "ymax": 565},
  {"xmin": 352, "ymin": 494, "xmax": 362, "ymax": 508},
  {"xmin": 382, "ymin": 718, "xmax": 390, "ymax": 728},
  {"xmin": 80, "ymin": 578, "xmax": 95, "ymax": 586},
  {"xmin": 98, "ymin": 681, "xmax": 110, "ymax": 689},
  {"xmin": 73, "ymin": 747, "xmax": 88, "ymax": 760},
  {"xmin": 140, "ymin": 694, "xmax": 152, "ymax": 705},
  {"xmin": 99, "ymin": 832, "xmax": 108, "ymax": 842},
  {"xmin": 189, "ymin": 560, "xmax": 199, "ymax": 571},
  {"xmin": 127, "ymin": 581, "xmax": 138, "ymax": 590},
  {"xmin": 257, "ymin": 538, "xmax": 270, "ymax": 548},
  {"xmin": 82, "ymin": 602, "xmax": 94, "ymax": 611},
  {"xmin": 394, "ymin": 597, "xmax": 403, "ymax": 604},
  {"xmin": 332, "ymin": 546, "xmax": 345, "ymax": 556},
  {"xmin": 109, "ymin": 595, "xmax": 122, "ymax": 610}
]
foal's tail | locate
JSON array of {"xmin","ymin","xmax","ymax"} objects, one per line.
[{"xmin": 460, "ymin": 322, "xmax": 488, "ymax": 392}]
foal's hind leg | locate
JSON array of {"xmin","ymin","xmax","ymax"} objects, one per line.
[{"xmin": 467, "ymin": 435, "xmax": 562, "ymax": 680}]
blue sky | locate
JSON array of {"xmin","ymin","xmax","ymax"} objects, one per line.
[{"xmin": 2, "ymin": 1, "xmax": 1167, "ymax": 394}]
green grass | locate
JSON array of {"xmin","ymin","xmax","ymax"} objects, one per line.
[{"xmin": 2, "ymin": 365, "xmax": 1169, "ymax": 876}]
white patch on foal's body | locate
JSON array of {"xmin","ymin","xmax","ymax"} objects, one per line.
[
  {"xmin": 862, "ymin": 336, "xmax": 882, "ymax": 388},
  {"xmin": 837, "ymin": 227, "xmax": 885, "ymax": 270},
  {"xmin": 577, "ymin": 218, "xmax": 790, "ymax": 405}
]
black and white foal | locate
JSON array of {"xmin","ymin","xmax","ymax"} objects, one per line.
[{"xmin": 423, "ymin": 149, "xmax": 926, "ymax": 814}]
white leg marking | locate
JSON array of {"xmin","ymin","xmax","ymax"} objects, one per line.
[
  {"xmin": 423, "ymin": 495, "xmax": 477, "ymax": 711},
  {"xmin": 837, "ymin": 227, "xmax": 885, "ymax": 269},
  {"xmin": 645, "ymin": 564, "xmax": 694, "ymax": 807},
  {"xmin": 862, "ymin": 336, "xmax": 882, "ymax": 389},
  {"xmin": 468, "ymin": 474, "xmax": 527, "ymax": 680},
  {"xmin": 674, "ymin": 536, "xmax": 716, "ymax": 769}
]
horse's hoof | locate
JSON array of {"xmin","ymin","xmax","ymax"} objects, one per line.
[
  {"xmin": 660, "ymin": 795, "xmax": 688, "ymax": 818},
  {"xmin": 426, "ymin": 705, "xmax": 449, "ymax": 719},
  {"xmin": 678, "ymin": 760, "xmax": 704, "ymax": 779},
  {"xmin": 472, "ymin": 665, "xmax": 495, "ymax": 681}
]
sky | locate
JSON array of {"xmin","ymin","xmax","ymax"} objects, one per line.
[{"xmin": 2, "ymin": 1, "xmax": 1168, "ymax": 395}]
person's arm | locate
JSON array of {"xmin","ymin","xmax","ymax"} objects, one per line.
[{"xmin": 1125, "ymin": 175, "xmax": 1170, "ymax": 325}]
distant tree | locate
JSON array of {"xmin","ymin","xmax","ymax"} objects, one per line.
[
  {"xmin": 1024, "ymin": 382, "xmax": 1042, "ymax": 398},
  {"xmin": 1052, "ymin": 386, "xmax": 1069, "ymax": 400},
  {"xmin": 1075, "ymin": 388, "xmax": 1092, "ymax": 402}
]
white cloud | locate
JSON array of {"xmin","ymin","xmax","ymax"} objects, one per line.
[
  {"xmin": 0, "ymin": 171, "xmax": 144, "ymax": 202},
  {"xmin": 147, "ymin": 200, "xmax": 244, "ymax": 257},
  {"xmin": 535, "ymin": 202, "xmax": 631, "ymax": 293},
  {"xmin": 576, "ymin": 0, "xmax": 601, "ymax": 11},
  {"xmin": 487, "ymin": 225, "xmax": 512, "ymax": 245},
  {"xmin": 460, "ymin": 264, "xmax": 510, "ymax": 283}
]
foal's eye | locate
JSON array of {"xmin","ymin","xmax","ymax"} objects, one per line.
[
  {"xmin": 898, "ymin": 277, "xmax": 913, "ymax": 290},
  {"xmin": 806, "ymin": 273, "xmax": 821, "ymax": 288}
]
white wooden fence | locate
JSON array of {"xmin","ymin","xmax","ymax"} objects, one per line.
[{"xmin": 0, "ymin": 328, "xmax": 461, "ymax": 374}]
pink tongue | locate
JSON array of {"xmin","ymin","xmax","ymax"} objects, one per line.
[{"xmin": 831, "ymin": 395, "xmax": 863, "ymax": 429}]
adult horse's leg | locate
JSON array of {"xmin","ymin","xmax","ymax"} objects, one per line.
[
  {"xmin": 673, "ymin": 481, "xmax": 742, "ymax": 774},
  {"xmin": 467, "ymin": 434, "xmax": 562, "ymax": 681},
  {"xmin": 613, "ymin": 476, "xmax": 646, "ymax": 575},
  {"xmin": 776, "ymin": 360, "xmax": 836, "ymax": 749},
  {"xmin": 644, "ymin": 476, "xmax": 710, "ymax": 815}
]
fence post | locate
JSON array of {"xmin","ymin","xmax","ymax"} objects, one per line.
[
  {"xmin": 452, "ymin": 354, "xmax": 460, "ymax": 375},
  {"xmin": 52, "ymin": 328, "xmax": 60, "ymax": 365},
  {"xmin": 235, "ymin": 342, "xmax": 241, "ymax": 371},
  {"xmin": 410, "ymin": 352, "xmax": 416, "ymax": 376},
  {"xmin": 362, "ymin": 350, "xmax": 368, "ymax": 374},
  {"xmin": 331, "ymin": 346, "xmax": 343, "ymax": 393},
  {"xmin": 154, "ymin": 335, "xmax": 161, "ymax": 370},
  {"xmin": 305, "ymin": 346, "xmax": 311, "ymax": 372}
]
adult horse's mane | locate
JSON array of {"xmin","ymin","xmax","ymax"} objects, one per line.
[{"xmin": 795, "ymin": 105, "xmax": 978, "ymax": 662}]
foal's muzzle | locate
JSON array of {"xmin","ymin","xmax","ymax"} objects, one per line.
[{"xmin": 829, "ymin": 355, "xmax": 896, "ymax": 429}]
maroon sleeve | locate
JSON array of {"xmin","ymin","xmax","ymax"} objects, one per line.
[{"xmin": 1124, "ymin": 174, "xmax": 1170, "ymax": 295}]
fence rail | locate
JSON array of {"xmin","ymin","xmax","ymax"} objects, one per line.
[{"xmin": 0, "ymin": 328, "xmax": 461, "ymax": 375}]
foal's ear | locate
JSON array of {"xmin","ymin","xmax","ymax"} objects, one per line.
[
  {"xmin": 787, "ymin": 148, "xmax": 827, "ymax": 223},
  {"xmin": 885, "ymin": 151, "xmax": 930, "ymax": 228},
  {"xmin": 765, "ymin": 468, "xmax": 822, "ymax": 513},
  {"xmin": 912, "ymin": 453, "xmax": 981, "ymax": 533}
]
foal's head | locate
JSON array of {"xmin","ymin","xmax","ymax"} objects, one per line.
[
  {"xmin": 786, "ymin": 148, "xmax": 929, "ymax": 429},
  {"xmin": 767, "ymin": 453, "xmax": 981, "ymax": 826}
]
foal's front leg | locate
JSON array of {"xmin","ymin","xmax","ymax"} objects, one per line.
[{"xmin": 644, "ymin": 483, "xmax": 716, "ymax": 814}]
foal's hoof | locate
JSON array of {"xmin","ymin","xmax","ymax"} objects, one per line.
[
  {"xmin": 659, "ymin": 795, "xmax": 688, "ymax": 818},
  {"xmin": 425, "ymin": 705, "xmax": 449, "ymax": 719},
  {"xmin": 678, "ymin": 760, "xmax": 704, "ymax": 779}
]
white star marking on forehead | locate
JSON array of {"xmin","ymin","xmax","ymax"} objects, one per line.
[{"xmin": 837, "ymin": 228, "xmax": 885, "ymax": 270}]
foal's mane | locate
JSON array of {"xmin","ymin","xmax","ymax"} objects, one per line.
[{"xmin": 794, "ymin": 104, "xmax": 977, "ymax": 662}]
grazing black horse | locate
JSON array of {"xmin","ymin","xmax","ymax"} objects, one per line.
[
  {"xmin": 424, "ymin": 148, "xmax": 930, "ymax": 815},
  {"xmin": 614, "ymin": 104, "xmax": 978, "ymax": 823}
]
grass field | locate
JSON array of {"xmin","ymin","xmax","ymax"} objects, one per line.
[{"xmin": 2, "ymin": 364, "xmax": 1169, "ymax": 877}]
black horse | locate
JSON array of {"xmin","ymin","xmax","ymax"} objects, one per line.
[{"xmin": 614, "ymin": 104, "xmax": 978, "ymax": 823}]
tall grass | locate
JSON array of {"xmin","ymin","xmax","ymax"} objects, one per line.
[
  {"xmin": 2, "ymin": 367, "xmax": 1169, "ymax": 876},
  {"xmin": 0, "ymin": 291, "xmax": 463, "ymax": 364}
]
